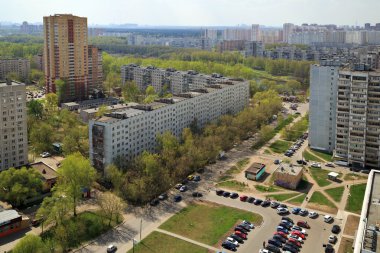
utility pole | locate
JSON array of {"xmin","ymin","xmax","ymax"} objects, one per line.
[{"xmin": 140, "ymin": 219, "xmax": 142, "ymax": 241}]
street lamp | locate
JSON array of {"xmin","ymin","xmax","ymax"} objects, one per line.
[{"xmin": 132, "ymin": 238, "xmax": 139, "ymax": 253}]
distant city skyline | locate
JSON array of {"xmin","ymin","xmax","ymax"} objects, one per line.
[{"xmin": 0, "ymin": 0, "xmax": 380, "ymax": 27}]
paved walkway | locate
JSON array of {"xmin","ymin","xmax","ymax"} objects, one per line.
[{"xmin": 155, "ymin": 229, "xmax": 220, "ymax": 252}]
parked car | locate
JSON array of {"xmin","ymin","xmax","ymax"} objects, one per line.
[
  {"xmin": 107, "ymin": 245, "xmax": 117, "ymax": 253},
  {"xmin": 223, "ymin": 191, "xmax": 231, "ymax": 197},
  {"xmin": 277, "ymin": 207, "xmax": 289, "ymax": 215},
  {"xmin": 274, "ymin": 231, "xmax": 288, "ymax": 239},
  {"xmin": 288, "ymin": 234, "xmax": 303, "ymax": 243},
  {"xmin": 297, "ymin": 221, "xmax": 310, "ymax": 229},
  {"xmin": 193, "ymin": 175, "xmax": 201, "ymax": 181},
  {"xmin": 226, "ymin": 237, "xmax": 239, "ymax": 247},
  {"xmin": 325, "ymin": 244, "xmax": 334, "ymax": 253},
  {"xmin": 242, "ymin": 220, "xmax": 255, "ymax": 229},
  {"xmin": 174, "ymin": 195, "xmax": 182, "ymax": 202},
  {"xmin": 259, "ymin": 249, "xmax": 270, "ymax": 253},
  {"xmin": 331, "ymin": 225, "xmax": 341, "ymax": 234},
  {"xmin": 280, "ymin": 221, "xmax": 292, "ymax": 229},
  {"xmin": 175, "ymin": 183, "xmax": 183, "ymax": 189},
  {"xmin": 282, "ymin": 217, "xmax": 294, "ymax": 224},
  {"xmin": 240, "ymin": 195, "xmax": 248, "ymax": 202},
  {"xmin": 239, "ymin": 223, "xmax": 251, "ymax": 231},
  {"xmin": 179, "ymin": 185, "xmax": 187, "ymax": 192},
  {"xmin": 276, "ymin": 226, "xmax": 288, "ymax": 234},
  {"xmin": 230, "ymin": 192, "xmax": 239, "ymax": 199},
  {"xmin": 265, "ymin": 244, "xmax": 281, "ymax": 253},
  {"xmin": 299, "ymin": 209, "xmax": 308, "ymax": 216},
  {"xmin": 297, "ymin": 159, "xmax": 307, "ymax": 165},
  {"xmin": 308, "ymin": 211, "xmax": 318, "ymax": 218},
  {"xmin": 222, "ymin": 241, "xmax": 237, "ymax": 251},
  {"xmin": 254, "ymin": 198, "xmax": 263, "ymax": 205},
  {"xmin": 273, "ymin": 234, "xmax": 286, "ymax": 243},
  {"xmin": 283, "ymin": 244, "xmax": 298, "ymax": 253},
  {"xmin": 247, "ymin": 196, "xmax": 255, "ymax": 203},
  {"xmin": 268, "ymin": 239, "xmax": 282, "ymax": 247},
  {"xmin": 187, "ymin": 175, "xmax": 194, "ymax": 181},
  {"xmin": 229, "ymin": 234, "xmax": 244, "ymax": 243},
  {"xmin": 291, "ymin": 231, "xmax": 305, "ymax": 239},
  {"xmin": 279, "ymin": 203, "xmax": 288, "ymax": 208},
  {"xmin": 40, "ymin": 152, "xmax": 51, "ymax": 158},
  {"xmin": 261, "ymin": 200, "xmax": 270, "ymax": 207},
  {"xmin": 324, "ymin": 215, "xmax": 334, "ymax": 223},
  {"xmin": 310, "ymin": 162, "xmax": 321, "ymax": 168},
  {"xmin": 234, "ymin": 230, "xmax": 247, "ymax": 239},
  {"xmin": 271, "ymin": 201, "xmax": 280, "ymax": 208},
  {"xmin": 158, "ymin": 193, "xmax": 168, "ymax": 200},
  {"xmin": 291, "ymin": 226, "xmax": 308, "ymax": 235},
  {"xmin": 234, "ymin": 226, "xmax": 248, "ymax": 234},
  {"xmin": 149, "ymin": 199, "xmax": 159, "ymax": 206},
  {"xmin": 288, "ymin": 238, "xmax": 302, "ymax": 248},
  {"xmin": 236, "ymin": 224, "xmax": 250, "ymax": 233},
  {"xmin": 325, "ymin": 163, "xmax": 335, "ymax": 168},
  {"xmin": 361, "ymin": 170, "xmax": 370, "ymax": 174},
  {"xmin": 216, "ymin": 189, "xmax": 224, "ymax": 196},
  {"xmin": 328, "ymin": 235, "xmax": 337, "ymax": 244},
  {"xmin": 291, "ymin": 207, "xmax": 301, "ymax": 214},
  {"xmin": 274, "ymin": 159, "xmax": 282, "ymax": 164},
  {"xmin": 31, "ymin": 218, "xmax": 42, "ymax": 227},
  {"xmin": 192, "ymin": 192, "xmax": 203, "ymax": 197}
]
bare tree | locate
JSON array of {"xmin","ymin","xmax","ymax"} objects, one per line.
[{"xmin": 98, "ymin": 192, "xmax": 125, "ymax": 226}]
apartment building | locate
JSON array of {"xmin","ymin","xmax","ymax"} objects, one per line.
[
  {"xmin": 0, "ymin": 59, "xmax": 30, "ymax": 81},
  {"xmin": 335, "ymin": 65, "xmax": 380, "ymax": 169},
  {"xmin": 309, "ymin": 61, "xmax": 341, "ymax": 153},
  {"xmin": 89, "ymin": 80, "xmax": 249, "ymax": 171},
  {"xmin": 121, "ymin": 65, "xmax": 215, "ymax": 94},
  {"xmin": 0, "ymin": 81, "xmax": 28, "ymax": 171},
  {"xmin": 43, "ymin": 14, "xmax": 102, "ymax": 102}
]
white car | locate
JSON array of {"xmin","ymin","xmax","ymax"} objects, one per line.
[
  {"xmin": 309, "ymin": 211, "xmax": 318, "ymax": 218},
  {"xmin": 226, "ymin": 237, "xmax": 239, "ymax": 246},
  {"xmin": 291, "ymin": 226, "xmax": 308, "ymax": 235},
  {"xmin": 325, "ymin": 162, "xmax": 335, "ymax": 168},
  {"xmin": 40, "ymin": 152, "xmax": 51, "ymax": 158},
  {"xmin": 179, "ymin": 185, "xmax": 187, "ymax": 192},
  {"xmin": 310, "ymin": 162, "xmax": 321, "ymax": 168},
  {"xmin": 106, "ymin": 245, "xmax": 117, "ymax": 253},
  {"xmin": 328, "ymin": 234, "xmax": 337, "ymax": 244},
  {"xmin": 277, "ymin": 207, "xmax": 289, "ymax": 214},
  {"xmin": 259, "ymin": 249, "xmax": 270, "ymax": 253},
  {"xmin": 288, "ymin": 234, "xmax": 303, "ymax": 243},
  {"xmin": 324, "ymin": 215, "xmax": 334, "ymax": 223}
]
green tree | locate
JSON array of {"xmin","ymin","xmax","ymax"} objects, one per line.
[
  {"xmin": 0, "ymin": 167, "xmax": 43, "ymax": 206},
  {"xmin": 98, "ymin": 192, "xmax": 125, "ymax": 226},
  {"xmin": 12, "ymin": 234, "xmax": 47, "ymax": 253},
  {"xmin": 122, "ymin": 81, "xmax": 141, "ymax": 102},
  {"xmin": 56, "ymin": 153, "xmax": 96, "ymax": 216},
  {"xmin": 55, "ymin": 79, "xmax": 66, "ymax": 102},
  {"xmin": 30, "ymin": 122, "xmax": 55, "ymax": 154},
  {"xmin": 104, "ymin": 72, "xmax": 121, "ymax": 94},
  {"xmin": 27, "ymin": 99, "xmax": 44, "ymax": 119},
  {"xmin": 95, "ymin": 104, "xmax": 110, "ymax": 118},
  {"xmin": 44, "ymin": 93, "xmax": 59, "ymax": 114}
]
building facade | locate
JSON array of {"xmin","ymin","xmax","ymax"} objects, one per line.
[
  {"xmin": 335, "ymin": 65, "xmax": 380, "ymax": 169},
  {"xmin": 43, "ymin": 14, "xmax": 102, "ymax": 102},
  {"xmin": 0, "ymin": 81, "xmax": 28, "ymax": 171},
  {"xmin": 89, "ymin": 80, "xmax": 249, "ymax": 171},
  {"xmin": 0, "ymin": 59, "xmax": 30, "ymax": 81},
  {"xmin": 309, "ymin": 62, "xmax": 340, "ymax": 153}
]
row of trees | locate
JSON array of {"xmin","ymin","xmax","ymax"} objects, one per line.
[{"xmin": 107, "ymin": 89, "xmax": 283, "ymax": 204}]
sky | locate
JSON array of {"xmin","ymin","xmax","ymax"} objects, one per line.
[{"xmin": 0, "ymin": 0, "xmax": 379, "ymax": 27}]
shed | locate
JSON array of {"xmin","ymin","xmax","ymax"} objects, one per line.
[
  {"xmin": 245, "ymin": 163, "xmax": 266, "ymax": 181},
  {"xmin": 328, "ymin": 172, "xmax": 339, "ymax": 181}
]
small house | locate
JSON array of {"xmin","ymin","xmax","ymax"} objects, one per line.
[{"xmin": 245, "ymin": 163, "xmax": 266, "ymax": 181}]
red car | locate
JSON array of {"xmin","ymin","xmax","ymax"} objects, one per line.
[
  {"xmin": 291, "ymin": 231, "xmax": 305, "ymax": 239},
  {"xmin": 297, "ymin": 221, "xmax": 310, "ymax": 229},
  {"xmin": 240, "ymin": 195, "xmax": 248, "ymax": 202},
  {"xmin": 288, "ymin": 238, "xmax": 302, "ymax": 247},
  {"xmin": 274, "ymin": 231, "xmax": 288, "ymax": 239},
  {"xmin": 234, "ymin": 230, "xmax": 247, "ymax": 239}
]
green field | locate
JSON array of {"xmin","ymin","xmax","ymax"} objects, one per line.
[
  {"xmin": 309, "ymin": 167, "xmax": 341, "ymax": 187},
  {"xmin": 159, "ymin": 203, "xmax": 262, "ymax": 245},
  {"xmin": 255, "ymin": 185, "xmax": 280, "ymax": 192},
  {"xmin": 309, "ymin": 191, "xmax": 337, "ymax": 209},
  {"xmin": 128, "ymin": 231, "xmax": 208, "ymax": 253},
  {"xmin": 267, "ymin": 193, "xmax": 300, "ymax": 202},
  {"xmin": 325, "ymin": 186, "xmax": 345, "ymax": 202},
  {"xmin": 287, "ymin": 194, "xmax": 307, "ymax": 205},
  {"xmin": 269, "ymin": 140, "xmax": 292, "ymax": 153},
  {"xmin": 345, "ymin": 183, "xmax": 366, "ymax": 214},
  {"xmin": 216, "ymin": 180, "xmax": 248, "ymax": 192},
  {"xmin": 309, "ymin": 149, "xmax": 333, "ymax": 162},
  {"xmin": 303, "ymin": 150, "xmax": 323, "ymax": 162}
]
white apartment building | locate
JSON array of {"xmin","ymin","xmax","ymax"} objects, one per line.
[
  {"xmin": 309, "ymin": 62, "xmax": 340, "ymax": 153},
  {"xmin": 335, "ymin": 65, "xmax": 380, "ymax": 169},
  {"xmin": 0, "ymin": 59, "xmax": 30, "ymax": 81},
  {"xmin": 89, "ymin": 80, "xmax": 249, "ymax": 171},
  {"xmin": 0, "ymin": 81, "xmax": 28, "ymax": 171}
]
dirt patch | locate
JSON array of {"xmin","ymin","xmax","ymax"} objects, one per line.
[
  {"xmin": 344, "ymin": 215, "xmax": 360, "ymax": 236},
  {"xmin": 306, "ymin": 203, "xmax": 338, "ymax": 214},
  {"xmin": 338, "ymin": 237, "xmax": 354, "ymax": 253}
]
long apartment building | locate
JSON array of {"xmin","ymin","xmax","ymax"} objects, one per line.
[
  {"xmin": 0, "ymin": 59, "xmax": 30, "ymax": 81},
  {"xmin": 335, "ymin": 64, "xmax": 380, "ymax": 169},
  {"xmin": 89, "ymin": 80, "xmax": 249, "ymax": 171},
  {"xmin": 121, "ymin": 65, "xmax": 214, "ymax": 94},
  {"xmin": 43, "ymin": 14, "xmax": 103, "ymax": 102},
  {"xmin": 0, "ymin": 81, "xmax": 28, "ymax": 171}
]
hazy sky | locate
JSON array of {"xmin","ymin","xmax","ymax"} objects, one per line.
[{"xmin": 1, "ymin": 0, "xmax": 379, "ymax": 27}]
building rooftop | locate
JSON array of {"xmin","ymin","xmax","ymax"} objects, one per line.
[
  {"xmin": 245, "ymin": 163, "xmax": 265, "ymax": 174},
  {"xmin": 0, "ymin": 81, "xmax": 24, "ymax": 88},
  {"xmin": 31, "ymin": 162, "xmax": 58, "ymax": 181},
  {"xmin": 275, "ymin": 164, "xmax": 303, "ymax": 176},
  {"xmin": 0, "ymin": 210, "xmax": 20, "ymax": 226}
]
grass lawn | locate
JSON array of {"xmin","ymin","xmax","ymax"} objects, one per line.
[
  {"xmin": 309, "ymin": 191, "xmax": 337, "ymax": 209},
  {"xmin": 219, "ymin": 158, "xmax": 250, "ymax": 182},
  {"xmin": 128, "ymin": 231, "xmax": 208, "ymax": 253},
  {"xmin": 255, "ymin": 185, "xmax": 280, "ymax": 192},
  {"xmin": 303, "ymin": 150, "xmax": 323, "ymax": 162},
  {"xmin": 159, "ymin": 203, "xmax": 262, "ymax": 246},
  {"xmin": 264, "ymin": 149, "xmax": 272, "ymax": 155},
  {"xmin": 267, "ymin": 193, "xmax": 300, "ymax": 202},
  {"xmin": 344, "ymin": 173, "xmax": 368, "ymax": 181},
  {"xmin": 269, "ymin": 140, "xmax": 292, "ymax": 153},
  {"xmin": 345, "ymin": 183, "xmax": 366, "ymax": 214},
  {"xmin": 288, "ymin": 194, "xmax": 306, "ymax": 205},
  {"xmin": 325, "ymin": 186, "xmax": 345, "ymax": 202},
  {"xmin": 216, "ymin": 180, "xmax": 248, "ymax": 192},
  {"xmin": 309, "ymin": 167, "xmax": 341, "ymax": 187},
  {"xmin": 309, "ymin": 149, "xmax": 333, "ymax": 162}
]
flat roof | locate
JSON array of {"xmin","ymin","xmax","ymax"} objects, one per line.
[
  {"xmin": 0, "ymin": 81, "xmax": 24, "ymax": 88},
  {"xmin": 245, "ymin": 163, "xmax": 265, "ymax": 174},
  {"xmin": 62, "ymin": 102, "xmax": 79, "ymax": 106},
  {"xmin": 275, "ymin": 164, "xmax": 303, "ymax": 176},
  {"xmin": 0, "ymin": 210, "xmax": 20, "ymax": 225},
  {"xmin": 30, "ymin": 162, "xmax": 58, "ymax": 181},
  {"xmin": 328, "ymin": 172, "xmax": 339, "ymax": 177}
]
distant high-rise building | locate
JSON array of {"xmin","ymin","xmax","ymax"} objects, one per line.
[
  {"xmin": 43, "ymin": 14, "xmax": 103, "ymax": 102},
  {"xmin": 283, "ymin": 23, "xmax": 295, "ymax": 43},
  {"xmin": 251, "ymin": 24, "xmax": 260, "ymax": 41},
  {"xmin": 0, "ymin": 81, "xmax": 28, "ymax": 171},
  {"xmin": 0, "ymin": 59, "xmax": 30, "ymax": 81},
  {"xmin": 364, "ymin": 23, "xmax": 371, "ymax": 30},
  {"xmin": 203, "ymin": 29, "xmax": 218, "ymax": 40}
]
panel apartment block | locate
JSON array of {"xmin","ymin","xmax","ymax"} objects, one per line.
[
  {"xmin": 0, "ymin": 59, "xmax": 30, "ymax": 81},
  {"xmin": 335, "ymin": 65, "xmax": 380, "ymax": 169},
  {"xmin": 89, "ymin": 80, "xmax": 249, "ymax": 171},
  {"xmin": 0, "ymin": 81, "xmax": 28, "ymax": 171}
]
